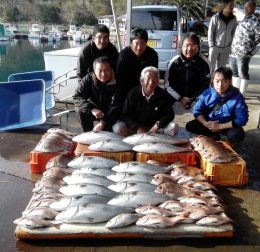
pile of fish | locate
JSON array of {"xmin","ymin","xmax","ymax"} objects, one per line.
[
  {"xmin": 14, "ymin": 155, "xmax": 233, "ymax": 230},
  {"xmin": 190, "ymin": 135, "xmax": 237, "ymax": 163},
  {"xmin": 72, "ymin": 131, "xmax": 191, "ymax": 154},
  {"xmin": 34, "ymin": 128, "xmax": 75, "ymax": 154}
]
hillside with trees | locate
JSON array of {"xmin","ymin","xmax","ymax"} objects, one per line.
[{"xmin": 0, "ymin": 0, "xmax": 259, "ymax": 26}]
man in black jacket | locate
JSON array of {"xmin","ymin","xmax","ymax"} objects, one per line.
[
  {"xmin": 73, "ymin": 56, "xmax": 122, "ymax": 132},
  {"xmin": 117, "ymin": 28, "xmax": 158, "ymax": 96},
  {"xmin": 77, "ymin": 24, "xmax": 118, "ymax": 81},
  {"xmin": 164, "ymin": 33, "xmax": 211, "ymax": 110},
  {"xmin": 113, "ymin": 66, "xmax": 176, "ymax": 137}
]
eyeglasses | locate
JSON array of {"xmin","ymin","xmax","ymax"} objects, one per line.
[{"xmin": 182, "ymin": 44, "xmax": 198, "ymax": 49}]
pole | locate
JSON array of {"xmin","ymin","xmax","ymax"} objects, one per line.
[
  {"xmin": 110, "ymin": 0, "xmax": 122, "ymax": 51},
  {"xmin": 126, "ymin": 0, "xmax": 132, "ymax": 46}
]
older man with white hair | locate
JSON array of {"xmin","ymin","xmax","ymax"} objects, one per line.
[{"xmin": 113, "ymin": 66, "xmax": 177, "ymax": 137}]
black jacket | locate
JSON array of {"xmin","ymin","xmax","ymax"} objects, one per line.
[
  {"xmin": 77, "ymin": 40, "xmax": 118, "ymax": 80},
  {"xmin": 165, "ymin": 53, "xmax": 211, "ymax": 101},
  {"xmin": 121, "ymin": 85, "xmax": 174, "ymax": 130},
  {"xmin": 73, "ymin": 72, "xmax": 122, "ymax": 126},
  {"xmin": 116, "ymin": 46, "xmax": 158, "ymax": 95}
]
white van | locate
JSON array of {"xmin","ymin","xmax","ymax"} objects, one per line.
[{"xmin": 131, "ymin": 5, "xmax": 182, "ymax": 73}]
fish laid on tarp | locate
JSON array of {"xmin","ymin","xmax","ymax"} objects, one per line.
[
  {"xmin": 105, "ymin": 213, "xmax": 140, "ymax": 229},
  {"xmin": 190, "ymin": 135, "xmax": 235, "ymax": 163},
  {"xmin": 155, "ymin": 182, "xmax": 192, "ymax": 199},
  {"xmin": 184, "ymin": 181, "xmax": 217, "ymax": 191},
  {"xmin": 135, "ymin": 205, "xmax": 177, "ymax": 217},
  {"xmin": 108, "ymin": 181, "xmax": 156, "ymax": 193},
  {"xmin": 133, "ymin": 142, "xmax": 190, "ymax": 154},
  {"xmin": 111, "ymin": 161, "xmax": 172, "ymax": 175},
  {"xmin": 72, "ymin": 167, "xmax": 114, "ymax": 177},
  {"xmin": 22, "ymin": 207, "xmax": 59, "ymax": 220},
  {"xmin": 59, "ymin": 183, "xmax": 117, "ymax": 197},
  {"xmin": 186, "ymin": 205, "xmax": 224, "ymax": 220},
  {"xmin": 46, "ymin": 154, "xmax": 74, "ymax": 169},
  {"xmin": 55, "ymin": 203, "xmax": 133, "ymax": 224},
  {"xmin": 63, "ymin": 173, "xmax": 113, "ymax": 187},
  {"xmin": 123, "ymin": 132, "xmax": 189, "ymax": 145},
  {"xmin": 72, "ymin": 131, "xmax": 123, "ymax": 145},
  {"xmin": 151, "ymin": 173, "xmax": 179, "ymax": 185},
  {"xmin": 27, "ymin": 198, "xmax": 57, "ymax": 209},
  {"xmin": 14, "ymin": 216, "xmax": 61, "ymax": 229},
  {"xmin": 107, "ymin": 172, "xmax": 152, "ymax": 183},
  {"xmin": 49, "ymin": 194, "xmax": 110, "ymax": 211},
  {"xmin": 43, "ymin": 166, "xmax": 73, "ymax": 179},
  {"xmin": 68, "ymin": 156, "xmax": 119, "ymax": 169},
  {"xmin": 178, "ymin": 195, "xmax": 221, "ymax": 207},
  {"xmin": 158, "ymin": 200, "xmax": 188, "ymax": 212},
  {"xmin": 88, "ymin": 140, "xmax": 133, "ymax": 152},
  {"xmin": 31, "ymin": 192, "xmax": 64, "ymax": 201},
  {"xmin": 196, "ymin": 214, "xmax": 233, "ymax": 226},
  {"xmin": 107, "ymin": 191, "xmax": 170, "ymax": 208},
  {"xmin": 136, "ymin": 214, "xmax": 187, "ymax": 229}
]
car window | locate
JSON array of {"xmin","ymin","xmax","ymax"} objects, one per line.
[{"xmin": 132, "ymin": 11, "xmax": 178, "ymax": 31}]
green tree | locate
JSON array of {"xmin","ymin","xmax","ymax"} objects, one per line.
[{"xmin": 38, "ymin": 4, "xmax": 62, "ymax": 24}]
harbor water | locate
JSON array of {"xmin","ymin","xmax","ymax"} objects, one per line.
[{"xmin": 0, "ymin": 39, "xmax": 81, "ymax": 82}]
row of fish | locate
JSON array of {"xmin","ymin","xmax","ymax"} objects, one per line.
[
  {"xmin": 72, "ymin": 131, "xmax": 190, "ymax": 154},
  {"xmin": 190, "ymin": 135, "xmax": 237, "ymax": 163},
  {"xmin": 14, "ymin": 154, "xmax": 232, "ymax": 230}
]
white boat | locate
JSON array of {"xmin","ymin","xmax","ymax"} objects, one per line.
[
  {"xmin": 28, "ymin": 23, "xmax": 41, "ymax": 39},
  {"xmin": 48, "ymin": 31, "xmax": 61, "ymax": 43},
  {"xmin": 73, "ymin": 30, "xmax": 88, "ymax": 43},
  {"xmin": 67, "ymin": 24, "xmax": 77, "ymax": 40},
  {"xmin": 44, "ymin": 47, "xmax": 81, "ymax": 101}
]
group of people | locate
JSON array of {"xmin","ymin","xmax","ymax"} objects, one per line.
[{"xmin": 73, "ymin": 0, "xmax": 260, "ymax": 145}]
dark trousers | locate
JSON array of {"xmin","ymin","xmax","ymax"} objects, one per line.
[
  {"xmin": 76, "ymin": 110, "xmax": 113, "ymax": 132},
  {"xmin": 186, "ymin": 119, "xmax": 245, "ymax": 144}
]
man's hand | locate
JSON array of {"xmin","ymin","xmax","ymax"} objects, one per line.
[
  {"xmin": 93, "ymin": 122, "xmax": 105, "ymax": 132},
  {"xmin": 206, "ymin": 121, "xmax": 222, "ymax": 132},
  {"xmin": 91, "ymin": 108, "xmax": 104, "ymax": 119},
  {"xmin": 180, "ymin": 97, "xmax": 192, "ymax": 109}
]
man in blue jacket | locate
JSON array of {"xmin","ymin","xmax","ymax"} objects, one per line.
[{"xmin": 186, "ymin": 67, "xmax": 248, "ymax": 144}]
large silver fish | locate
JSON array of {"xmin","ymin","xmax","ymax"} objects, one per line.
[
  {"xmin": 105, "ymin": 213, "xmax": 140, "ymax": 229},
  {"xmin": 55, "ymin": 203, "xmax": 133, "ymax": 224},
  {"xmin": 107, "ymin": 191, "xmax": 170, "ymax": 208},
  {"xmin": 63, "ymin": 173, "xmax": 113, "ymax": 187},
  {"xmin": 59, "ymin": 183, "xmax": 117, "ymax": 197},
  {"xmin": 111, "ymin": 161, "xmax": 172, "ymax": 175},
  {"xmin": 72, "ymin": 131, "xmax": 124, "ymax": 145},
  {"xmin": 68, "ymin": 156, "xmax": 119, "ymax": 169},
  {"xmin": 107, "ymin": 172, "xmax": 152, "ymax": 183},
  {"xmin": 108, "ymin": 181, "xmax": 156, "ymax": 193},
  {"xmin": 133, "ymin": 142, "xmax": 190, "ymax": 154},
  {"xmin": 72, "ymin": 167, "xmax": 114, "ymax": 177},
  {"xmin": 88, "ymin": 140, "xmax": 133, "ymax": 152},
  {"xmin": 123, "ymin": 132, "xmax": 189, "ymax": 145},
  {"xmin": 49, "ymin": 194, "xmax": 110, "ymax": 211}
]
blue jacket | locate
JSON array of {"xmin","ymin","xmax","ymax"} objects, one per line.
[{"xmin": 193, "ymin": 86, "xmax": 248, "ymax": 127}]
